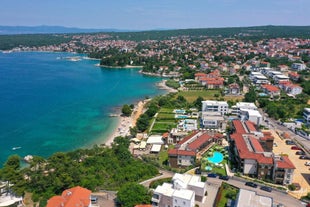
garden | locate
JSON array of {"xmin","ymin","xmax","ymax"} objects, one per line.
[
  {"xmin": 214, "ymin": 182, "xmax": 239, "ymax": 207},
  {"xmin": 201, "ymin": 145, "xmax": 229, "ymax": 176}
]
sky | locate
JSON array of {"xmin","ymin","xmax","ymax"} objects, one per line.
[{"xmin": 0, "ymin": 0, "xmax": 309, "ymax": 30}]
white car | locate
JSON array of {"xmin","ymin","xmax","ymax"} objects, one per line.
[{"xmin": 305, "ymin": 161, "xmax": 310, "ymax": 166}]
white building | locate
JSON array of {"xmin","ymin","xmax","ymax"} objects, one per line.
[
  {"xmin": 231, "ymin": 102, "xmax": 258, "ymax": 115},
  {"xmin": 303, "ymin": 108, "xmax": 310, "ymax": 124},
  {"xmin": 240, "ymin": 109, "xmax": 263, "ymax": 126},
  {"xmin": 201, "ymin": 111, "xmax": 225, "ymax": 130},
  {"xmin": 235, "ymin": 189, "xmax": 273, "ymax": 207},
  {"xmin": 274, "ymin": 74, "xmax": 289, "ymax": 83},
  {"xmin": 291, "ymin": 63, "xmax": 306, "ymax": 71},
  {"xmin": 152, "ymin": 173, "xmax": 206, "ymax": 207},
  {"xmin": 201, "ymin": 100, "xmax": 228, "ymax": 115}
]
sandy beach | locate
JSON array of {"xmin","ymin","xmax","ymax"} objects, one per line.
[
  {"xmin": 103, "ymin": 79, "xmax": 175, "ymax": 146},
  {"xmin": 104, "ymin": 99, "xmax": 149, "ymax": 146}
]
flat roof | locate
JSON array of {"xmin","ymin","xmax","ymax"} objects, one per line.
[
  {"xmin": 172, "ymin": 189, "xmax": 194, "ymax": 201},
  {"xmin": 150, "ymin": 144, "xmax": 162, "ymax": 153},
  {"xmin": 154, "ymin": 183, "xmax": 174, "ymax": 197},
  {"xmin": 236, "ymin": 189, "xmax": 272, "ymax": 207},
  {"xmin": 147, "ymin": 135, "xmax": 164, "ymax": 145}
]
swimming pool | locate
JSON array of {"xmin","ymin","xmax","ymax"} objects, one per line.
[
  {"xmin": 175, "ymin": 115, "xmax": 189, "ymax": 119},
  {"xmin": 207, "ymin": 151, "xmax": 224, "ymax": 164}
]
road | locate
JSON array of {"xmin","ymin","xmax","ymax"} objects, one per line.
[
  {"xmin": 206, "ymin": 176, "xmax": 305, "ymax": 207},
  {"xmin": 139, "ymin": 169, "xmax": 305, "ymax": 207},
  {"xmin": 264, "ymin": 114, "xmax": 310, "ymax": 155}
]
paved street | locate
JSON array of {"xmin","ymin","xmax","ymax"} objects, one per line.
[{"xmin": 206, "ymin": 177, "xmax": 305, "ymax": 207}]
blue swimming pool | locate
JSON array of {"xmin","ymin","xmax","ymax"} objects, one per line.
[{"xmin": 207, "ymin": 151, "xmax": 224, "ymax": 164}]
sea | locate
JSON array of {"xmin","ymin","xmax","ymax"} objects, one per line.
[{"xmin": 0, "ymin": 51, "xmax": 165, "ymax": 165}]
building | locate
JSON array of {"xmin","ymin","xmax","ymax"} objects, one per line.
[
  {"xmin": 152, "ymin": 173, "xmax": 206, "ymax": 207},
  {"xmin": 291, "ymin": 63, "xmax": 306, "ymax": 71},
  {"xmin": 201, "ymin": 111, "xmax": 226, "ymax": 130},
  {"xmin": 47, "ymin": 186, "xmax": 91, "ymax": 207},
  {"xmin": 202, "ymin": 100, "xmax": 228, "ymax": 115},
  {"xmin": 261, "ymin": 84, "xmax": 281, "ymax": 97},
  {"xmin": 229, "ymin": 120, "xmax": 295, "ymax": 184},
  {"xmin": 288, "ymin": 71, "xmax": 300, "ymax": 81},
  {"xmin": 274, "ymin": 74, "xmax": 289, "ymax": 83},
  {"xmin": 168, "ymin": 131, "xmax": 223, "ymax": 168},
  {"xmin": 228, "ymin": 83, "xmax": 241, "ymax": 95},
  {"xmin": 240, "ymin": 109, "xmax": 263, "ymax": 126},
  {"xmin": 235, "ymin": 189, "xmax": 273, "ymax": 207},
  {"xmin": 303, "ymin": 108, "xmax": 310, "ymax": 124},
  {"xmin": 231, "ymin": 102, "xmax": 258, "ymax": 115},
  {"xmin": 278, "ymin": 81, "xmax": 303, "ymax": 96}
]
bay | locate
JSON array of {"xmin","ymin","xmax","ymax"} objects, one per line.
[{"xmin": 0, "ymin": 52, "xmax": 164, "ymax": 165}]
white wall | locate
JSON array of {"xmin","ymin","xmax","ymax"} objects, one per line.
[{"xmin": 243, "ymin": 159, "xmax": 257, "ymax": 175}]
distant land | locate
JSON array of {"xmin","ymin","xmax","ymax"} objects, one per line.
[{"xmin": 0, "ymin": 25, "xmax": 138, "ymax": 34}]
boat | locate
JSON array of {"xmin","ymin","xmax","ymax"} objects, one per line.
[{"xmin": 12, "ymin": 146, "xmax": 21, "ymax": 150}]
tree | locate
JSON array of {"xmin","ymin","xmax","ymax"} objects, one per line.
[
  {"xmin": 117, "ymin": 183, "xmax": 151, "ymax": 207},
  {"xmin": 193, "ymin": 96, "xmax": 204, "ymax": 110},
  {"xmin": 244, "ymin": 86, "xmax": 257, "ymax": 102},
  {"xmin": 122, "ymin": 104, "xmax": 132, "ymax": 117}
]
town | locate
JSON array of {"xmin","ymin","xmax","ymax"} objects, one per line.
[{"xmin": 0, "ymin": 26, "xmax": 310, "ymax": 207}]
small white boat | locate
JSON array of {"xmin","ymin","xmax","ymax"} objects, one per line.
[{"xmin": 12, "ymin": 146, "xmax": 21, "ymax": 150}]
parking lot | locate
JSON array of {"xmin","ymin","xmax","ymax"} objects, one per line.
[{"xmin": 270, "ymin": 130, "xmax": 310, "ymax": 198}]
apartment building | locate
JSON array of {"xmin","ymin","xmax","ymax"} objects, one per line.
[{"xmin": 201, "ymin": 100, "xmax": 228, "ymax": 115}]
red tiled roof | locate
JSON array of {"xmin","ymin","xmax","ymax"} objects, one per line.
[
  {"xmin": 232, "ymin": 120, "xmax": 247, "ymax": 134},
  {"xmin": 168, "ymin": 149, "xmax": 196, "ymax": 156},
  {"xmin": 187, "ymin": 133, "xmax": 212, "ymax": 151},
  {"xmin": 178, "ymin": 131, "xmax": 200, "ymax": 145},
  {"xmin": 195, "ymin": 73, "xmax": 207, "ymax": 77},
  {"xmin": 261, "ymin": 84, "xmax": 280, "ymax": 92},
  {"xmin": 245, "ymin": 121, "xmax": 257, "ymax": 132},
  {"xmin": 249, "ymin": 137, "xmax": 264, "ymax": 153},
  {"xmin": 288, "ymin": 72, "xmax": 300, "ymax": 77},
  {"xmin": 162, "ymin": 132, "xmax": 169, "ymax": 139},
  {"xmin": 276, "ymin": 156, "xmax": 295, "ymax": 169},
  {"xmin": 230, "ymin": 133, "xmax": 273, "ymax": 164},
  {"xmin": 47, "ymin": 186, "xmax": 91, "ymax": 207}
]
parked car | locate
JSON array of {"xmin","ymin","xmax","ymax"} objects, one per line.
[
  {"xmin": 195, "ymin": 168, "xmax": 201, "ymax": 174},
  {"xmin": 260, "ymin": 186, "xmax": 272, "ymax": 192},
  {"xmin": 285, "ymin": 140, "xmax": 295, "ymax": 145},
  {"xmin": 296, "ymin": 151, "xmax": 306, "ymax": 155},
  {"xmin": 207, "ymin": 173, "xmax": 217, "ymax": 178},
  {"xmin": 245, "ymin": 182, "xmax": 258, "ymax": 188},
  {"xmin": 219, "ymin": 175, "xmax": 229, "ymax": 180},
  {"xmin": 300, "ymin": 155, "xmax": 310, "ymax": 160},
  {"xmin": 305, "ymin": 162, "xmax": 310, "ymax": 166},
  {"xmin": 291, "ymin": 146, "xmax": 302, "ymax": 150}
]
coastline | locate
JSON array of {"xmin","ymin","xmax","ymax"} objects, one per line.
[
  {"xmin": 103, "ymin": 99, "xmax": 150, "ymax": 146},
  {"xmin": 102, "ymin": 79, "xmax": 176, "ymax": 146},
  {"xmin": 97, "ymin": 64, "xmax": 143, "ymax": 69}
]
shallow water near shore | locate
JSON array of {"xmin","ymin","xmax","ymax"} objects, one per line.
[{"xmin": 0, "ymin": 52, "xmax": 164, "ymax": 165}]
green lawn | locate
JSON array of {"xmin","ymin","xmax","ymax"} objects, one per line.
[
  {"xmin": 215, "ymin": 182, "xmax": 239, "ymax": 207},
  {"xmin": 151, "ymin": 122, "xmax": 176, "ymax": 133},
  {"xmin": 159, "ymin": 108, "xmax": 174, "ymax": 113},
  {"xmin": 156, "ymin": 113, "xmax": 175, "ymax": 120},
  {"xmin": 177, "ymin": 90, "xmax": 221, "ymax": 102}
]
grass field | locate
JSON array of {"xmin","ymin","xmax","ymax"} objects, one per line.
[{"xmin": 176, "ymin": 90, "xmax": 243, "ymax": 103}]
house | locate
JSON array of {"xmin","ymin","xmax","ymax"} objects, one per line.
[
  {"xmin": 47, "ymin": 186, "xmax": 91, "ymax": 207},
  {"xmin": 303, "ymin": 108, "xmax": 310, "ymax": 124},
  {"xmin": 228, "ymin": 83, "xmax": 240, "ymax": 95},
  {"xmin": 201, "ymin": 100, "xmax": 228, "ymax": 115},
  {"xmin": 291, "ymin": 63, "xmax": 306, "ymax": 71},
  {"xmin": 168, "ymin": 149, "xmax": 196, "ymax": 168},
  {"xmin": 152, "ymin": 173, "xmax": 206, "ymax": 207},
  {"xmin": 278, "ymin": 81, "xmax": 303, "ymax": 96},
  {"xmin": 261, "ymin": 84, "xmax": 281, "ymax": 97},
  {"xmin": 239, "ymin": 109, "xmax": 263, "ymax": 126},
  {"xmin": 274, "ymin": 74, "xmax": 289, "ymax": 83},
  {"xmin": 288, "ymin": 71, "xmax": 300, "ymax": 81},
  {"xmin": 235, "ymin": 189, "xmax": 273, "ymax": 207}
]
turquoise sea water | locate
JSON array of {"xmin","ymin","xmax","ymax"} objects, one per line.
[{"xmin": 0, "ymin": 52, "xmax": 165, "ymax": 165}]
